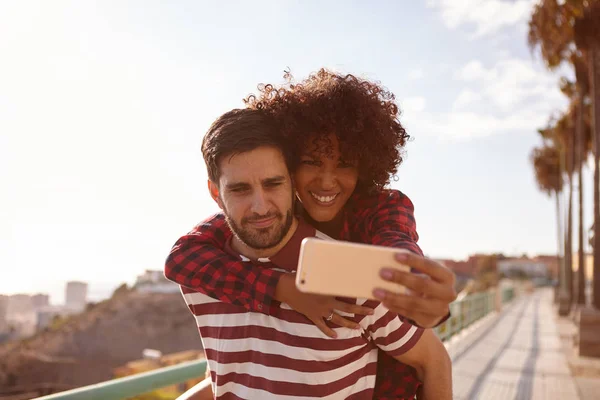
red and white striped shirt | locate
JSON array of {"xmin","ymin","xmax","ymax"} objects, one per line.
[{"xmin": 181, "ymin": 220, "xmax": 423, "ymax": 399}]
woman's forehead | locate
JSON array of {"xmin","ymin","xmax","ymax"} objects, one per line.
[
  {"xmin": 304, "ymin": 133, "xmax": 338, "ymax": 151},
  {"xmin": 302, "ymin": 134, "xmax": 360, "ymax": 161}
]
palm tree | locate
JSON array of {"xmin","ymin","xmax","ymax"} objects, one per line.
[
  {"xmin": 535, "ymin": 115, "xmax": 573, "ymax": 304},
  {"xmin": 573, "ymin": 1, "xmax": 600, "ymax": 309},
  {"xmin": 531, "ymin": 142, "xmax": 564, "ymax": 292},
  {"xmin": 560, "ymin": 61, "xmax": 592, "ymax": 305},
  {"xmin": 529, "ymin": 0, "xmax": 600, "ymax": 310},
  {"xmin": 557, "ymin": 111, "xmax": 576, "ymax": 307},
  {"xmin": 529, "ymin": 0, "xmax": 575, "ymax": 311}
]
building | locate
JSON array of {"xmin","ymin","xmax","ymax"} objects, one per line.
[
  {"xmin": 6, "ymin": 294, "xmax": 33, "ymax": 315},
  {"xmin": 435, "ymin": 257, "xmax": 480, "ymax": 294},
  {"xmin": 6, "ymin": 295, "xmax": 36, "ymax": 337},
  {"xmin": 533, "ymin": 255, "xmax": 559, "ymax": 279},
  {"xmin": 65, "ymin": 281, "xmax": 88, "ymax": 312},
  {"xmin": 497, "ymin": 258, "xmax": 549, "ymax": 279},
  {"xmin": 134, "ymin": 270, "xmax": 179, "ymax": 293},
  {"xmin": 437, "ymin": 258, "xmax": 476, "ymax": 278},
  {"xmin": 31, "ymin": 293, "xmax": 50, "ymax": 309}
]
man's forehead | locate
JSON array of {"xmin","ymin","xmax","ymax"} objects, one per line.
[{"xmin": 218, "ymin": 147, "xmax": 290, "ymax": 184}]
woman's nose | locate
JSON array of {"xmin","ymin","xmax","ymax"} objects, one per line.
[{"xmin": 318, "ymin": 170, "xmax": 337, "ymax": 190}]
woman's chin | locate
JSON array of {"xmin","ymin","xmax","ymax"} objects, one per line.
[{"xmin": 305, "ymin": 207, "xmax": 342, "ymax": 223}]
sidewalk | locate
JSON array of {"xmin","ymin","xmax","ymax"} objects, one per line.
[
  {"xmin": 556, "ymin": 306, "xmax": 600, "ymax": 400},
  {"xmin": 447, "ymin": 288, "xmax": 580, "ymax": 399}
]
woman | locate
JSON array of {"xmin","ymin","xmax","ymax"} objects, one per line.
[{"xmin": 166, "ymin": 69, "xmax": 456, "ymax": 399}]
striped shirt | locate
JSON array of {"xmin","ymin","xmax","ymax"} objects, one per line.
[{"xmin": 181, "ymin": 220, "xmax": 423, "ymax": 399}]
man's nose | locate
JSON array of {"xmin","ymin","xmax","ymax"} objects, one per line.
[{"xmin": 250, "ymin": 190, "xmax": 270, "ymax": 215}]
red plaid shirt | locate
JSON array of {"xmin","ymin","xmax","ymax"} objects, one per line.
[{"xmin": 165, "ymin": 189, "xmax": 423, "ymax": 399}]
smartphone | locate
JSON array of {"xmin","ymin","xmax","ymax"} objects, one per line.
[{"xmin": 295, "ymin": 238, "xmax": 411, "ymax": 300}]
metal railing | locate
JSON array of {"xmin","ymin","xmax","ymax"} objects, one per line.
[
  {"xmin": 33, "ymin": 359, "xmax": 207, "ymax": 400},
  {"xmin": 35, "ymin": 286, "xmax": 516, "ymax": 400}
]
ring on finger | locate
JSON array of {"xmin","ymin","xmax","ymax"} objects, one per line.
[{"xmin": 326, "ymin": 311, "xmax": 334, "ymax": 321}]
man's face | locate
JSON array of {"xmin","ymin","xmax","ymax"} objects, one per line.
[{"xmin": 209, "ymin": 146, "xmax": 294, "ymax": 250}]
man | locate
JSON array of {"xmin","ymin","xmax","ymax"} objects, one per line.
[{"xmin": 171, "ymin": 108, "xmax": 452, "ymax": 399}]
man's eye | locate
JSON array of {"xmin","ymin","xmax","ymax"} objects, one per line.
[
  {"xmin": 265, "ymin": 182, "xmax": 282, "ymax": 188},
  {"xmin": 230, "ymin": 187, "xmax": 248, "ymax": 193}
]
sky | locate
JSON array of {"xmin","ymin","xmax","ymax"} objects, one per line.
[{"xmin": 0, "ymin": 0, "xmax": 589, "ymax": 303}]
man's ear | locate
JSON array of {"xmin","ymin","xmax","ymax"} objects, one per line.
[{"xmin": 207, "ymin": 180, "xmax": 224, "ymax": 210}]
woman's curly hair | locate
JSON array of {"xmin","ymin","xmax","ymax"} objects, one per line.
[{"xmin": 244, "ymin": 68, "xmax": 410, "ymax": 195}]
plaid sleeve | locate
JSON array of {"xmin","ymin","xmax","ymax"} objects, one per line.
[
  {"xmin": 164, "ymin": 214, "xmax": 283, "ymax": 315},
  {"xmin": 354, "ymin": 190, "xmax": 423, "ymax": 256},
  {"xmin": 353, "ymin": 190, "xmax": 451, "ymax": 328},
  {"xmin": 359, "ymin": 300, "xmax": 424, "ymax": 357}
]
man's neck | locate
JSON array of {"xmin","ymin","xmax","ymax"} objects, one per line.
[{"xmin": 231, "ymin": 218, "xmax": 299, "ymax": 260}]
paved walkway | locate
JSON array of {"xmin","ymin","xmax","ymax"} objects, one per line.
[{"xmin": 448, "ymin": 288, "xmax": 580, "ymax": 400}]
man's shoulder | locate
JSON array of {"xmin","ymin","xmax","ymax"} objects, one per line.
[
  {"xmin": 169, "ymin": 213, "xmax": 233, "ymax": 247},
  {"xmin": 187, "ymin": 213, "xmax": 230, "ymax": 235}
]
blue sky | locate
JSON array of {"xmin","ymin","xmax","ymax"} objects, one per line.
[{"xmin": 0, "ymin": 0, "xmax": 587, "ymax": 303}]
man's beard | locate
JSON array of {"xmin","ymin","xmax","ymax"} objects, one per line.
[{"xmin": 223, "ymin": 207, "xmax": 294, "ymax": 250}]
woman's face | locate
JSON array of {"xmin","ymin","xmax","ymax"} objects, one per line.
[{"xmin": 293, "ymin": 134, "xmax": 359, "ymax": 222}]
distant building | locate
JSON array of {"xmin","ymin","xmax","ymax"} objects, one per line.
[
  {"xmin": 7, "ymin": 294, "xmax": 34, "ymax": 315},
  {"xmin": 65, "ymin": 281, "xmax": 88, "ymax": 312},
  {"xmin": 497, "ymin": 258, "xmax": 549, "ymax": 278},
  {"xmin": 134, "ymin": 270, "xmax": 179, "ymax": 294},
  {"xmin": 437, "ymin": 258, "xmax": 476, "ymax": 278},
  {"xmin": 6, "ymin": 295, "xmax": 36, "ymax": 337},
  {"xmin": 31, "ymin": 293, "xmax": 50, "ymax": 309},
  {"xmin": 435, "ymin": 256, "xmax": 480, "ymax": 294},
  {"xmin": 533, "ymin": 255, "xmax": 559, "ymax": 279}
]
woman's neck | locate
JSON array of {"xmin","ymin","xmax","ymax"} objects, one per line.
[{"xmin": 302, "ymin": 211, "xmax": 344, "ymax": 239}]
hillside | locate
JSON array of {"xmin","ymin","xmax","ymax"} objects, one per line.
[{"xmin": 0, "ymin": 289, "xmax": 202, "ymax": 394}]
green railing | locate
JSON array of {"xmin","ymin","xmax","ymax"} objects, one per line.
[
  {"xmin": 33, "ymin": 359, "xmax": 207, "ymax": 400},
  {"xmin": 434, "ymin": 286, "xmax": 515, "ymax": 341},
  {"xmin": 34, "ymin": 286, "xmax": 516, "ymax": 400}
]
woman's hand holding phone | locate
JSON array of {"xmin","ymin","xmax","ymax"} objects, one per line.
[{"xmin": 373, "ymin": 252, "xmax": 457, "ymax": 328}]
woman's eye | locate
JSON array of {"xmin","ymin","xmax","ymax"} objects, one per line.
[
  {"xmin": 338, "ymin": 161, "xmax": 355, "ymax": 168},
  {"xmin": 301, "ymin": 159, "xmax": 320, "ymax": 166}
]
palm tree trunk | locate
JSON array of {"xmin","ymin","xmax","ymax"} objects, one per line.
[
  {"xmin": 556, "ymin": 190, "xmax": 563, "ymax": 303},
  {"xmin": 591, "ymin": 43, "xmax": 600, "ymax": 310},
  {"xmin": 577, "ymin": 93, "xmax": 586, "ymax": 305},
  {"xmin": 559, "ymin": 138, "xmax": 571, "ymax": 316},
  {"xmin": 566, "ymin": 166, "xmax": 574, "ymax": 307}
]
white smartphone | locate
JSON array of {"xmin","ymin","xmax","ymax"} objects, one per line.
[{"xmin": 295, "ymin": 238, "xmax": 411, "ymax": 300}]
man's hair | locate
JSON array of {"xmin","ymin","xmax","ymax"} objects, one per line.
[{"xmin": 202, "ymin": 108, "xmax": 289, "ymax": 184}]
